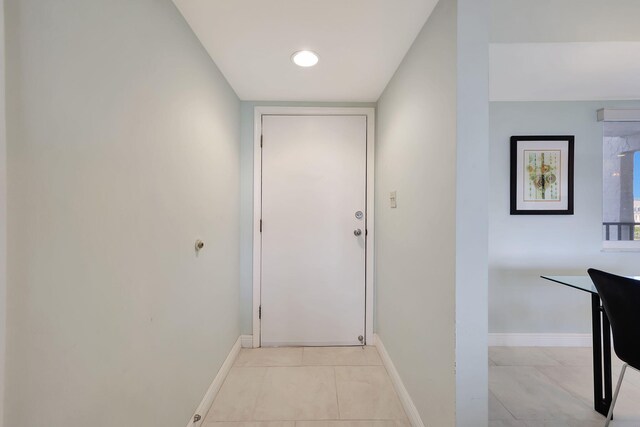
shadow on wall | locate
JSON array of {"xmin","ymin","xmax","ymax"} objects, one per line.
[{"xmin": 490, "ymin": 267, "xmax": 594, "ymax": 335}]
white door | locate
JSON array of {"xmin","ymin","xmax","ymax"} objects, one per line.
[{"xmin": 260, "ymin": 115, "xmax": 367, "ymax": 347}]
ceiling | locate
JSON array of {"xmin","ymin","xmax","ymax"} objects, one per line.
[{"xmin": 172, "ymin": 0, "xmax": 438, "ymax": 102}]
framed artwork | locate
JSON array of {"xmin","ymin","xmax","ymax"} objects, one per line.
[{"xmin": 510, "ymin": 135, "xmax": 574, "ymax": 215}]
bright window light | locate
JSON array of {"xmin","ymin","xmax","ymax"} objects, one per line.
[{"xmin": 291, "ymin": 50, "xmax": 319, "ymax": 67}]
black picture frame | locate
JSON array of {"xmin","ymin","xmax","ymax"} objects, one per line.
[{"xmin": 510, "ymin": 135, "xmax": 575, "ymax": 215}]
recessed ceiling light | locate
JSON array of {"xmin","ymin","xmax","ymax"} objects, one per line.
[{"xmin": 291, "ymin": 50, "xmax": 319, "ymax": 67}]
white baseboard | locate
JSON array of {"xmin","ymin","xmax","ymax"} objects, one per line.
[
  {"xmin": 488, "ymin": 333, "xmax": 592, "ymax": 347},
  {"xmin": 240, "ymin": 335, "xmax": 253, "ymax": 348},
  {"xmin": 186, "ymin": 336, "xmax": 241, "ymax": 427},
  {"xmin": 373, "ymin": 334, "xmax": 424, "ymax": 427}
]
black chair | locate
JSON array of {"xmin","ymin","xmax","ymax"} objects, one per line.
[{"xmin": 588, "ymin": 269, "xmax": 640, "ymax": 427}]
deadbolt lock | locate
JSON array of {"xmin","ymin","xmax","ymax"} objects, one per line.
[{"xmin": 355, "ymin": 211, "xmax": 363, "ymax": 219}]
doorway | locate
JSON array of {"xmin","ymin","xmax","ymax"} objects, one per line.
[{"xmin": 252, "ymin": 107, "xmax": 375, "ymax": 347}]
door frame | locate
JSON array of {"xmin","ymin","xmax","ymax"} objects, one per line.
[{"xmin": 252, "ymin": 107, "xmax": 375, "ymax": 348}]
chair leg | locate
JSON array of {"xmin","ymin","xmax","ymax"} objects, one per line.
[{"xmin": 605, "ymin": 363, "xmax": 627, "ymax": 427}]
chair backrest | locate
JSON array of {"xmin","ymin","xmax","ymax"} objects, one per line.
[{"xmin": 588, "ymin": 269, "xmax": 640, "ymax": 369}]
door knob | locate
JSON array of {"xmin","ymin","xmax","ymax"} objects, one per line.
[{"xmin": 354, "ymin": 229, "xmax": 362, "ymax": 237}]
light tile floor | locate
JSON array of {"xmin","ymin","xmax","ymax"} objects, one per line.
[
  {"xmin": 207, "ymin": 345, "xmax": 640, "ymax": 427},
  {"xmin": 204, "ymin": 346, "xmax": 410, "ymax": 427},
  {"xmin": 489, "ymin": 346, "xmax": 640, "ymax": 427}
]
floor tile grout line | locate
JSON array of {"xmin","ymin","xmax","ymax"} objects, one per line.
[
  {"xmin": 215, "ymin": 349, "xmax": 400, "ymax": 424},
  {"xmin": 233, "ymin": 363, "xmax": 384, "ymax": 368},
  {"xmin": 490, "ymin": 364, "xmax": 604, "ymax": 423},
  {"xmin": 489, "ymin": 389, "xmax": 519, "ymax": 422},
  {"xmin": 248, "ymin": 366, "xmax": 270, "ymax": 422},
  {"xmin": 540, "ymin": 347, "xmax": 585, "ymax": 367},
  {"xmin": 489, "ymin": 347, "xmax": 640, "ymax": 425},
  {"xmin": 333, "ymin": 365, "xmax": 342, "ymax": 420},
  {"xmin": 489, "ymin": 347, "xmax": 562, "ymax": 368},
  {"xmin": 237, "ymin": 347, "xmax": 383, "ymax": 368},
  {"xmin": 205, "ymin": 419, "xmax": 410, "ymax": 425},
  {"xmin": 532, "ymin": 365, "xmax": 601, "ymax": 413},
  {"xmin": 203, "ymin": 361, "xmax": 242, "ymax": 422}
]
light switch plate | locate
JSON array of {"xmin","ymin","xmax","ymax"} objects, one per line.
[{"xmin": 390, "ymin": 191, "xmax": 397, "ymax": 208}]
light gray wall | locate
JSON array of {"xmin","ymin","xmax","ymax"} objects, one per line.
[
  {"xmin": 456, "ymin": 0, "xmax": 489, "ymax": 425},
  {"xmin": 489, "ymin": 101, "xmax": 640, "ymax": 334},
  {"xmin": 376, "ymin": 0, "xmax": 457, "ymax": 424},
  {"xmin": 239, "ymin": 101, "xmax": 375, "ymax": 335},
  {"xmin": 0, "ymin": 0, "xmax": 6, "ymax": 422},
  {"xmin": 491, "ymin": 0, "xmax": 640, "ymax": 43},
  {"xmin": 5, "ymin": 1, "xmax": 240, "ymax": 427}
]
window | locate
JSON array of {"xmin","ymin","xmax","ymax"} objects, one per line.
[
  {"xmin": 601, "ymin": 113, "xmax": 640, "ymax": 250},
  {"xmin": 635, "ymin": 152, "xmax": 640, "ymax": 240}
]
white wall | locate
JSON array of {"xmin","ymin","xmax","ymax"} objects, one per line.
[
  {"xmin": 490, "ymin": 42, "xmax": 640, "ymax": 102},
  {"xmin": 4, "ymin": 1, "xmax": 240, "ymax": 426},
  {"xmin": 489, "ymin": 101, "xmax": 640, "ymax": 335},
  {"xmin": 456, "ymin": 0, "xmax": 489, "ymax": 425},
  {"xmin": 239, "ymin": 101, "xmax": 375, "ymax": 335},
  {"xmin": 376, "ymin": 0, "xmax": 457, "ymax": 424},
  {"xmin": 0, "ymin": 0, "xmax": 6, "ymax": 422},
  {"xmin": 490, "ymin": 1, "xmax": 640, "ymax": 103},
  {"xmin": 491, "ymin": 0, "xmax": 640, "ymax": 43}
]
